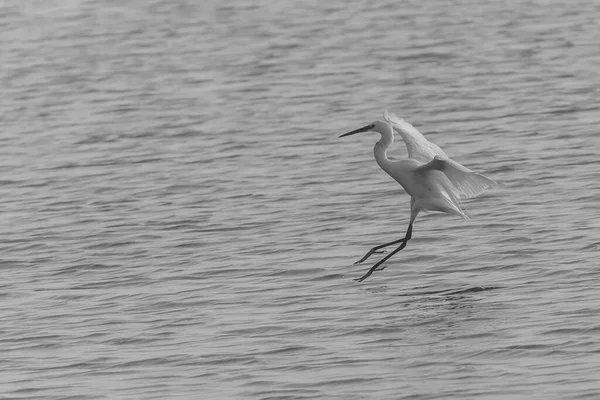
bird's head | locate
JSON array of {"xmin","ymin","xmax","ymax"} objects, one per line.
[{"xmin": 339, "ymin": 120, "xmax": 391, "ymax": 138}]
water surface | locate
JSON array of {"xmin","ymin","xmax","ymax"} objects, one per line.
[{"xmin": 1, "ymin": 0, "xmax": 600, "ymax": 399}]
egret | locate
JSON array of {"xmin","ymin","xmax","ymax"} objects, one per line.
[{"xmin": 340, "ymin": 110, "xmax": 498, "ymax": 282}]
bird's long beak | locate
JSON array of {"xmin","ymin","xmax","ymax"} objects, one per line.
[{"xmin": 339, "ymin": 124, "xmax": 373, "ymax": 138}]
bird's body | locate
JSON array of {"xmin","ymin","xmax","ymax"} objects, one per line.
[
  {"xmin": 371, "ymin": 120, "xmax": 467, "ymax": 220},
  {"xmin": 340, "ymin": 110, "xmax": 497, "ymax": 282}
]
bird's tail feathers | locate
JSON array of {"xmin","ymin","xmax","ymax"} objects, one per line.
[{"xmin": 441, "ymin": 177, "xmax": 468, "ymax": 219}]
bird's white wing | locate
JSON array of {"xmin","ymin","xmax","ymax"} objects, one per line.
[
  {"xmin": 385, "ymin": 110, "xmax": 497, "ymax": 198},
  {"xmin": 383, "ymin": 110, "xmax": 448, "ymax": 163},
  {"xmin": 415, "ymin": 156, "xmax": 499, "ymax": 199}
]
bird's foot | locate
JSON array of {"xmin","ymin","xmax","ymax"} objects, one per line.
[
  {"xmin": 354, "ymin": 263, "xmax": 384, "ymax": 283},
  {"xmin": 354, "ymin": 263, "xmax": 386, "ymax": 283},
  {"xmin": 353, "ymin": 250, "xmax": 386, "ymax": 265}
]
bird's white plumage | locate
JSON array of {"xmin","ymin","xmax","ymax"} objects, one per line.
[
  {"xmin": 416, "ymin": 156, "xmax": 498, "ymax": 199},
  {"xmin": 383, "ymin": 109, "xmax": 447, "ymax": 163},
  {"xmin": 383, "ymin": 110, "xmax": 497, "ymax": 199}
]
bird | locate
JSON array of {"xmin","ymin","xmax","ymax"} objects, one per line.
[{"xmin": 339, "ymin": 110, "xmax": 498, "ymax": 282}]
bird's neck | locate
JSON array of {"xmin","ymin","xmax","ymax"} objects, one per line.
[{"xmin": 374, "ymin": 125, "xmax": 394, "ymax": 168}]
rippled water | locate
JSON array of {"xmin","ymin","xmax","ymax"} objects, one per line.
[{"xmin": 2, "ymin": 0, "xmax": 600, "ymax": 398}]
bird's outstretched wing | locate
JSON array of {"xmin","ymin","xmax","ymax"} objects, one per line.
[
  {"xmin": 415, "ymin": 156, "xmax": 498, "ymax": 199},
  {"xmin": 383, "ymin": 110, "xmax": 447, "ymax": 163},
  {"xmin": 385, "ymin": 110, "xmax": 498, "ymax": 198}
]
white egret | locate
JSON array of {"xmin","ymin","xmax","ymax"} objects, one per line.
[{"xmin": 340, "ymin": 110, "xmax": 498, "ymax": 282}]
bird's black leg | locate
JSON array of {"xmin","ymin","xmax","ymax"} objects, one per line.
[
  {"xmin": 354, "ymin": 238, "xmax": 406, "ymax": 265},
  {"xmin": 355, "ymin": 223, "xmax": 413, "ymax": 283}
]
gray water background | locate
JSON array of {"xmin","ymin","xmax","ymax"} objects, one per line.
[{"xmin": 1, "ymin": 0, "xmax": 600, "ymax": 399}]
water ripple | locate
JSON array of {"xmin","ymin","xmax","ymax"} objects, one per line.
[{"xmin": 1, "ymin": 0, "xmax": 600, "ymax": 399}]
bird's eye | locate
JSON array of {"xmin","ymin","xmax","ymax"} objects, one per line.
[{"xmin": 369, "ymin": 124, "xmax": 375, "ymax": 129}]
